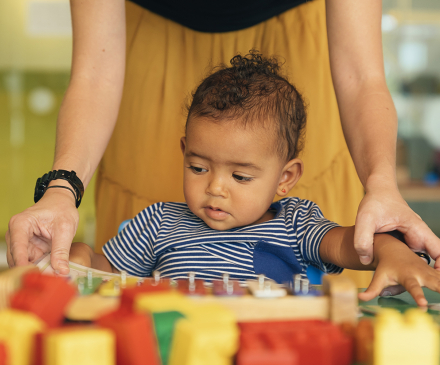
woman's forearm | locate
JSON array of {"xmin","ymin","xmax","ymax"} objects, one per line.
[
  {"xmin": 326, "ymin": 0, "xmax": 397, "ymax": 189},
  {"xmin": 337, "ymin": 82, "xmax": 398, "ymax": 189},
  {"xmin": 52, "ymin": 0, "xmax": 126, "ymax": 188},
  {"xmin": 52, "ymin": 79, "xmax": 123, "ymax": 188}
]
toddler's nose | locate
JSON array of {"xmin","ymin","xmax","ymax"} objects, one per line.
[{"xmin": 206, "ymin": 176, "xmax": 228, "ymax": 198}]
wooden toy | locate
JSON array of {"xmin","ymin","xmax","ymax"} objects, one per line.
[
  {"xmin": 247, "ymin": 275, "xmax": 287, "ymax": 298},
  {"xmin": 374, "ymin": 308, "xmax": 439, "ymax": 365},
  {"xmin": 96, "ymin": 310, "xmax": 160, "ymax": 365},
  {"xmin": 0, "ymin": 265, "xmax": 39, "ymax": 310},
  {"xmin": 212, "ymin": 274, "xmax": 245, "ymax": 296},
  {"xmin": 10, "ymin": 272, "xmax": 76, "ymax": 328},
  {"xmin": 0, "ymin": 309, "xmax": 45, "ymax": 365},
  {"xmin": 322, "ymin": 275, "xmax": 358, "ymax": 324},
  {"xmin": 99, "ymin": 277, "xmax": 140, "ymax": 297},
  {"xmin": 77, "ymin": 270, "xmax": 103, "ymax": 296},
  {"xmin": 175, "ymin": 272, "xmax": 207, "ymax": 296},
  {"xmin": 44, "ymin": 327, "xmax": 115, "ymax": 365}
]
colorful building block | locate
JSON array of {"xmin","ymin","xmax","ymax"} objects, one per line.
[
  {"xmin": 0, "ymin": 309, "xmax": 45, "ymax": 365},
  {"xmin": 96, "ymin": 309, "xmax": 161, "ymax": 365},
  {"xmin": 354, "ymin": 319, "xmax": 374, "ymax": 364},
  {"xmin": 168, "ymin": 317, "xmax": 239, "ymax": 365},
  {"xmin": 237, "ymin": 320, "xmax": 353, "ymax": 365},
  {"xmin": 167, "ymin": 303, "xmax": 239, "ymax": 365},
  {"xmin": 10, "ymin": 272, "xmax": 76, "ymax": 328},
  {"xmin": 44, "ymin": 327, "xmax": 115, "ymax": 365},
  {"xmin": 0, "ymin": 342, "xmax": 7, "ymax": 365},
  {"xmin": 119, "ymin": 281, "xmax": 172, "ymax": 313},
  {"xmin": 135, "ymin": 291, "xmax": 195, "ymax": 315},
  {"xmin": 152, "ymin": 311, "xmax": 186, "ymax": 365},
  {"xmin": 374, "ymin": 308, "xmax": 439, "ymax": 365},
  {"xmin": 0, "ymin": 265, "xmax": 39, "ymax": 310}
]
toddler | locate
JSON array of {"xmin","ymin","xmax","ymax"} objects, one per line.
[{"xmin": 71, "ymin": 51, "xmax": 438, "ymax": 306}]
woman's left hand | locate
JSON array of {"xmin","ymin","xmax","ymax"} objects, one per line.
[{"xmin": 354, "ymin": 184, "xmax": 440, "ymax": 269}]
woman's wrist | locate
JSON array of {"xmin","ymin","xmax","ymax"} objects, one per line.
[{"xmin": 365, "ymin": 171, "xmax": 398, "ymax": 193}]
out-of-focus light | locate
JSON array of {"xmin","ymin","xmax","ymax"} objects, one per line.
[
  {"xmin": 422, "ymin": 100, "xmax": 440, "ymax": 149},
  {"xmin": 28, "ymin": 87, "xmax": 56, "ymax": 115},
  {"xmin": 398, "ymin": 41, "xmax": 428, "ymax": 73},
  {"xmin": 382, "ymin": 14, "xmax": 398, "ymax": 33}
]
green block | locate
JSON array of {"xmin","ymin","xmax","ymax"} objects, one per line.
[
  {"xmin": 76, "ymin": 277, "xmax": 103, "ymax": 295},
  {"xmin": 153, "ymin": 311, "xmax": 185, "ymax": 365}
]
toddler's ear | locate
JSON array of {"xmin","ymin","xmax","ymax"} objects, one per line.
[
  {"xmin": 180, "ymin": 137, "xmax": 186, "ymax": 154},
  {"xmin": 277, "ymin": 158, "xmax": 304, "ymax": 196}
]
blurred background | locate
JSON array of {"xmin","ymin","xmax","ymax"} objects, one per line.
[{"xmin": 0, "ymin": 0, "xmax": 440, "ymax": 269}]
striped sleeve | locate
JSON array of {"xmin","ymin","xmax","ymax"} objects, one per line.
[
  {"xmin": 295, "ymin": 201, "xmax": 343, "ymax": 274},
  {"xmin": 102, "ymin": 202, "xmax": 164, "ymax": 276}
]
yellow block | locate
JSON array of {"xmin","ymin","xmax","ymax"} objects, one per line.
[
  {"xmin": 0, "ymin": 309, "xmax": 45, "ymax": 365},
  {"xmin": 45, "ymin": 327, "xmax": 115, "ymax": 365},
  {"xmin": 168, "ymin": 318, "xmax": 239, "ymax": 365},
  {"xmin": 374, "ymin": 308, "xmax": 439, "ymax": 365},
  {"xmin": 135, "ymin": 291, "xmax": 195, "ymax": 314},
  {"xmin": 135, "ymin": 292, "xmax": 236, "ymax": 324}
]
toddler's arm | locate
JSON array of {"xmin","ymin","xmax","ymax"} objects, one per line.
[
  {"xmin": 69, "ymin": 242, "xmax": 119, "ymax": 273},
  {"xmin": 320, "ymin": 226, "xmax": 439, "ymax": 306}
]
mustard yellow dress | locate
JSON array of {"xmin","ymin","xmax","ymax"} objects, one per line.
[{"xmin": 95, "ymin": 0, "xmax": 364, "ymax": 252}]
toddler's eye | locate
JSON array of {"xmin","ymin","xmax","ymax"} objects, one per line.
[
  {"xmin": 189, "ymin": 166, "xmax": 207, "ymax": 174},
  {"xmin": 233, "ymin": 174, "xmax": 253, "ymax": 182}
]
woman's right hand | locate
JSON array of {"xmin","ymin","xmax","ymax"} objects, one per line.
[{"xmin": 6, "ymin": 188, "xmax": 79, "ymax": 274}]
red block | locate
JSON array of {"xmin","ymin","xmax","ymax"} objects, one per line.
[
  {"xmin": 237, "ymin": 320, "xmax": 353, "ymax": 365},
  {"xmin": 0, "ymin": 342, "xmax": 7, "ymax": 365},
  {"xmin": 238, "ymin": 331, "xmax": 297, "ymax": 365},
  {"xmin": 119, "ymin": 281, "xmax": 171, "ymax": 313},
  {"xmin": 96, "ymin": 310, "xmax": 160, "ymax": 365},
  {"xmin": 10, "ymin": 272, "xmax": 76, "ymax": 328}
]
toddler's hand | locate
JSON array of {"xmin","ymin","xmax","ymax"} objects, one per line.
[
  {"xmin": 69, "ymin": 242, "xmax": 94, "ymax": 268},
  {"xmin": 358, "ymin": 241, "xmax": 440, "ymax": 307}
]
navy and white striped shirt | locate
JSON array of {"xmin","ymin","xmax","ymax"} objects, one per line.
[{"xmin": 103, "ymin": 197, "xmax": 343, "ymax": 283}]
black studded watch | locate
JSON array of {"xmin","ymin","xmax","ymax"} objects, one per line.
[{"xmin": 34, "ymin": 170, "xmax": 84, "ymax": 208}]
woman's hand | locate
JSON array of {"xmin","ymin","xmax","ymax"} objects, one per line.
[
  {"xmin": 354, "ymin": 182, "xmax": 440, "ymax": 269},
  {"xmin": 6, "ymin": 188, "xmax": 79, "ymax": 274}
]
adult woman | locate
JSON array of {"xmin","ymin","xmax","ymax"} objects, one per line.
[{"xmin": 7, "ymin": 0, "xmax": 440, "ymax": 280}]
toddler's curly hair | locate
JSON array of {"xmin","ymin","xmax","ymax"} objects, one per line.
[{"xmin": 186, "ymin": 50, "xmax": 307, "ymax": 161}]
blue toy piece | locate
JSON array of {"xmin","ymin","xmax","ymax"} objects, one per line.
[
  {"xmin": 118, "ymin": 219, "xmax": 132, "ymax": 233},
  {"xmin": 306, "ymin": 266, "xmax": 325, "ymax": 285}
]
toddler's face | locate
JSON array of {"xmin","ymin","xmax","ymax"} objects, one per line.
[{"xmin": 181, "ymin": 117, "xmax": 299, "ymax": 230}]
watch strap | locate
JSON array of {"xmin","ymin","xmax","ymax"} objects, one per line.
[{"xmin": 34, "ymin": 170, "xmax": 84, "ymax": 208}]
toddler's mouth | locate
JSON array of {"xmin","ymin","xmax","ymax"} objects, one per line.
[{"xmin": 205, "ymin": 205, "xmax": 230, "ymax": 220}]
